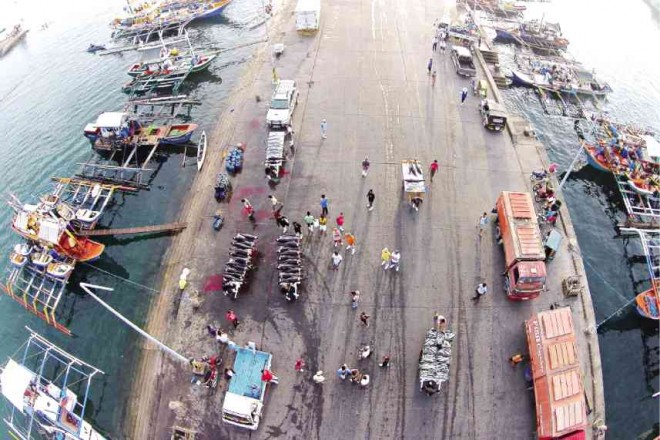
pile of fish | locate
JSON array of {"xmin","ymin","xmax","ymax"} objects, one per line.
[
  {"xmin": 276, "ymin": 235, "xmax": 303, "ymax": 301},
  {"xmin": 418, "ymin": 328, "xmax": 455, "ymax": 395},
  {"xmin": 222, "ymin": 233, "xmax": 257, "ymax": 299}
]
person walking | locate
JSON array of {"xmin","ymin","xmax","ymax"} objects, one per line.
[
  {"xmin": 293, "ymin": 221, "xmax": 303, "ymax": 238},
  {"xmin": 427, "ymin": 57, "xmax": 433, "ymax": 75},
  {"xmin": 429, "ymin": 159, "xmax": 439, "ymax": 181},
  {"xmin": 336, "ymin": 212, "xmax": 345, "ymax": 232},
  {"xmin": 478, "ymin": 212, "xmax": 489, "ymax": 237},
  {"xmin": 379, "ymin": 355, "xmax": 391, "ymax": 368},
  {"xmin": 313, "ymin": 370, "xmax": 326, "ymax": 384},
  {"xmin": 351, "ymin": 290, "xmax": 360, "ymax": 309},
  {"xmin": 303, "ymin": 211, "xmax": 315, "ymax": 232},
  {"xmin": 460, "ymin": 87, "xmax": 469, "ymax": 104},
  {"xmin": 431, "ymin": 70, "xmax": 437, "ymax": 86},
  {"xmin": 277, "ymin": 215, "xmax": 290, "ymax": 234},
  {"xmin": 331, "ymin": 251, "xmax": 343, "ymax": 270},
  {"xmin": 241, "ymin": 198, "xmax": 252, "ymax": 210},
  {"xmin": 381, "ymin": 247, "xmax": 391, "ymax": 269},
  {"xmin": 332, "ymin": 228, "xmax": 342, "ymax": 247},
  {"xmin": 367, "ymin": 189, "xmax": 375, "ymax": 211},
  {"xmin": 318, "ymin": 214, "xmax": 328, "ymax": 233},
  {"xmin": 440, "ymin": 39, "xmax": 446, "ymax": 52},
  {"xmin": 472, "ymin": 282, "xmax": 488, "ymax": 303},
  {"xmin": 432, "ymin": 35, "xmax": 438, "ymax": 51},
  {"xmin": 337, "ymin": 364, "xmax": 349, "ymax": 380},
  {"xmin": 388, "ymin": 250, "xmax": 401, "ymax": 272},
  {"xmin": 345, "ymin": 232, "xmax": 356, "ymax": 255},
  {"xmin": 225, "ymin": 310, "xmax": 240, "ymax": 328},
  {"xmin": 294, "ymin": 358, "xmax": 305, "ymax": 373},
  {"xmin": 320, "ymin": 194, "xmax": 329, "ymax": 216},
  {"xmin": 320, "ymin": 119, "xmax": 328, "ymax": 139},
  {"xmin": 261, "ymin": 369, "xmax": 280, "ymax": 384},
  {"xmin": 359, "ymin": 312, "xmax": 370, "ymax": 327},
  {"xmin": 361, "ymin": 156, "xmax": 370, "ymax": 177},
  {"xmin": 267, "ymin": 195, "xmax": 278, "ymax": 209}
]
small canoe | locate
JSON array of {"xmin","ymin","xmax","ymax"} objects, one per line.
[
  {"xmin": 162, "ymin": 123, "xmax": 199, "ymax": 145},
  {"xmin": 10, "ymin": 252, "xmax": 28, "ymax": 267},
  {"xmin": 636, "ymin": 284, "xmax": 659, "ymax": 320},
  {"xmin": 31, "ymin": 251, "xmax": 53, "ymax": 268},
  {"xmin": 197, "ymin": 131, "xmax": 207, "ymax": 171},
  {"xmin": 628, "ymin": 179, "xmax": 659, "ymax": 197},
  {"xmin": 46, "ymin": 262, "xmax": 74, "ymax": 279},
  {"xmin": 76, "ymin": 208, "xmax": 102, "ymax": 224},
  {"xmin": 13, "ymin": 243, "xmax": 32, "ymax": 256},
  {"xmin": 56, "ymin": 203, "xmax": 76, "ymax": 222},
  {"xmin": 57, "ymin": 233, "xmax": 105, "ymax": 262}
]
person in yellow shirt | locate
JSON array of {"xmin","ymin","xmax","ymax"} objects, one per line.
[
  {"xmin": 381, "ymin": 247, "xmax": 391, "ymax": 269},
  {"xmin": 318, "ymin": 215, "xmax": 327, "ymax": 233}
]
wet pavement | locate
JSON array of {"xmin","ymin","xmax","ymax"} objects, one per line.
[{"xmin": 126, "ymin": 0, "xmax": 603, "ymax": 438}]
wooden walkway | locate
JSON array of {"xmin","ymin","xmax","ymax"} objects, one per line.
[{"xmin": 78, "ymin": 222, "xmax": 187, "ymax": 237}]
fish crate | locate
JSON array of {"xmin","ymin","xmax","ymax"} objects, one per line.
[{"xmin": 562, "ymin": 276, "xmax": 583, "ymax": 297}]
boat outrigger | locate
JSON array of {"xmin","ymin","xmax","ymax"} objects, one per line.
[{"xmin": 0, "ymin": 328, "xmax": 106, "ymax": 439}]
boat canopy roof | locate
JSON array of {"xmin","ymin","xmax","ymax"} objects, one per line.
[
  {"xmin": 1, "ymin": 359, "xmax": 34, "ymax": 413},
  {"xmin": 642, "ymin": 135, "xmax": 660, "ymax": 158},
  {"xmin": 95, "ymin": 112, "xmax": 128, "ymax": 128}
]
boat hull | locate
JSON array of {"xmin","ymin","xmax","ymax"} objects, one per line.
[
  {"xmin": 57, "ymin": 233, "xmax": 105, "ymax": 262},
  {"xmin": 162, "ymin": 124, "xmax": 199, "ymax": 145},
  {"xmin": 582, "ymin": 144, "xmax": 610, "ymax": 172},
  {"xmin": 494, "ymin": 28, "xmax": 519, "ymax": 44},
  {"xmin": 636, "ymin": 287, "xmax": 659, "ymax": 320}
]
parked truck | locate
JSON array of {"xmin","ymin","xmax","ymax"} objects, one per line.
[
  {"xmin": 450, "ymin": 46, "xmax": 476, "ymax": 77},
  {"xmin": 495, "ymin": 191, "xmax": 547, "ymax": 300},
  {"xmin": 221, "ymin": 345, "xmax": 273, "ymax": 430}
]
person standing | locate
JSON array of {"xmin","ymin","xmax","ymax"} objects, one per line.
[
  {"xmin": 277, "ymin": 215, "xmax": 290, "ymax": 234},
  {"xmin": 267, "ymin": 195, "xmax": 278, "ymax": 209},
  {"xmin": 381, "ymin": 247, "xmax": 391, "ymax": 269},
  {"xmin": 359, "ymin": 312, "xmax": 370, "ymax": 327},
  {"xmin": 379, "ymin": 355, "xmax": 391, "ymax": 368},
  {"xmin": 336, "ymin": 212, "xmax": 345, "ymax": 232},
  {"xmin": 461, "ymin": 87, "xmax": 469, "ymax": 104},
  {"xmin": 303, "ymin": 211, "xmax": 315, "ymax": 232},
  {"xmin": 261, "ymin": 369, "xmax": 280, "ymax": 384},
  {"xmin": 440, "ymin": 39, "xmax": 446, "ymax": 52},
  {"xmin": 388, "ymin": 250, "xmax": 401, "ymax": 272},
  {"xmin": 351, "ymin": 290, "xmax": 360, "ymax": 309},
  {"xmin": 478, "ymin": 212, "xmax": 489, "ymax": 237},
  {"xmin": 320, "ymin": 194, "xmax": 329, "ymax": 216},
  {"xmin": 429, "ymin": 159, "xmax": 439, "ymax": 181},
  {"xmin": 318, "ymin": 214, "xmax": 328, "ymax": 233},
  {"xmin": 431, "ymin": 70, "xmax": 437, "ymax": 86},
  {"xmin": 473, "ymin": 282, "xmax": 488, "ymax": 302},
  {"xmin": 345, "ymin": 232, "xmax": 356, "ymax": 255},
  {"xmin": 332, "ymin": 228, "xmax": 342, "ymax": 247},
  {"xmin": 361, "ymin": 156, "xmax": 370, "ymax": 177},
  {"xmin": 367, "ymin": 189, "xmax": 375, "ymax": 211},
  {"xmin": 427, "ymin": 57, "xmax": 433, "ymax": 75},
  {"xmin": 432, "ymin": 35, "xmax": 438, "ymax": 52},
  {"xmin": 337, "ymin": 364, "xmax": 349, "ymax": 380},
  {"xmin": 294, "ymin": 358, "xmax": 305, "ymax": 373},
  {"xmin": 331, "ymin": 251, "xmax": 343, "ymax": 270},
  {"xmin": 293, "ymin": 221, "xmax": 302, "ymax": 238},
  {"xmin": 320, "ymin": 119, "xmax": 328, "ymax": 139},
  {"xmin": 225, "ymin": 310, "xmax": 240, "ymax": 328}
]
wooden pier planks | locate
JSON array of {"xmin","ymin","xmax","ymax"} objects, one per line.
[{"xmin": 77, "ymin": 222, "xmax": 188, "ymax": 237}]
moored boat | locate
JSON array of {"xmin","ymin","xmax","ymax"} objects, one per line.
[
  {"xmin": 30, "ymin": 250, "xmax": 53, "ymax": 268},
  {"xmin": 9, "ymin": 252, "xmax": 28, "ymax": 267},
  {"xmin": 636, "ymin": 281, "xmax": 659, "ymax": 320},
  {"xmin": 197, "ymin": 131, "xmax": 208, "ymax": 171},
  {"xmin": 13, "ymin": 242, "xmax": 32, "ymax": 256},
  {"xmin": 46, "ymin": 261, "xmax": 75, "ymax": 279},
  {"xmin": 162, "ymin": 123, "xmax": 199, "ymax": 145}
]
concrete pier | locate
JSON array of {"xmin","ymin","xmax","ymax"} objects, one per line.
[{"xmin": 126, "ymin": 0, "xmax": 604, "ymax": 438}]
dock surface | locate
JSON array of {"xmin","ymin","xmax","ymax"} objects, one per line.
[{"xmin": 126, "ymin": 0, "xmax": 604, "ymax": 438}]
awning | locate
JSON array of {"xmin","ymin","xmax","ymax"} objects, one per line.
[
  {"xmin": 642, "ymin": 135, "xmax": 660, "ymax": 158},
  {"xmin": 94, "ymin": 112, "xmax": 127, "ymax": 129},
  {"xmin": 0, "ymin": 359, "xmax": 35, "ymax": 413}
]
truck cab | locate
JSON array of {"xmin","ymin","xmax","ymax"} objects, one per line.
[
  {"xmin": 266, "ymin": 80, "xmax": 298, "ymax": 128},
  {"xmin": 450, "ymin": 46, "xmax": 476, "ymax": 77},
  {"xmin": 496, "ymin": 191, "xmax": 547, "ymax": 300}
]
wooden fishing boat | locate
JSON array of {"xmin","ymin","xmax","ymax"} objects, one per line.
[
  {"xmin": 162, "ymin": 123, "xmax": 199, "ymax": 145},
  {"xmin": 9, "ymin": 252, "xmax": 28, "ymax": 267},
  {"xmin": 583, "ymin": 143, "xmax": 660, "ymax": 195},
  {"xmin": 46, "ymin": 261, "xmax": 75, "ymax": 279},
  {"xmin": 582, "ymin": 143, "xmax": 613, "ymax": 173},
  {"xmin": 128, "ymin": 53, "xmax": 216, "ymax": 77},
  {"xmin": 13, "ymin": 243, "xmax": 32, "ymax": 256},
  {"xmin": 627, "ymin": 175, "xmax": 660, "ymax": 196},
  {"xmin": 636, "ymin": 281, "xmax": 659, "ymax": 320},
  {"xmin": 30, "ymin": 251, "xmax": 53, "ymax": 268},
  {"xmin": 197, "ymin": 131, "xmax": 207, "ymax": 171}
]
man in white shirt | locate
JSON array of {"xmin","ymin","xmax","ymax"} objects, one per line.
[{"xmin": 473, "ymin": 283, "xmax": 488, "ymax": 303}]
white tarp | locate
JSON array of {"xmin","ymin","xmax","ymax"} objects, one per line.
[
  {"xmin": 94, "ymin": 112, "xmax": 127, "ymax": 129},
  {"xmin": 642, "ymin": 135, "xmax": 660, "ymax": 158},
  {"xmin": 0, "ymin": 359, "xmax": 35, "ymax": 413}
]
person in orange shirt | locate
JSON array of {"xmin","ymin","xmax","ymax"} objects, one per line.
[{"xmin": 345, "ymin": 232, "xmax": 357, "ymax": 255}]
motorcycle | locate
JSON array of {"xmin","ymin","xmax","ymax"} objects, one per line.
[{"xmin": 212, "ymin": 210, "xmax": 224, "ymax": 231}]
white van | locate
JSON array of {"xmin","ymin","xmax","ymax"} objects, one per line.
[{"xmin": 266, "ymin": 80, "xmax": 299, "ymax": 128}]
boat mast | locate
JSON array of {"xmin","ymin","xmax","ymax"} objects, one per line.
[{"xmin": 80, "ymin": 283, "xmax": 188, "ymax": 363}]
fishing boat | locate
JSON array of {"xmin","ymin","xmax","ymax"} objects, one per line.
[
  {"xmin": 582, "ymin": 142, "xmax": 612, "ymax": 172},
  {"xmin": 0, "ymin": 330, "xmax": 107, "ymax": 440},
  {"xmin": 0, "ymin": 24, "xmax": 28, "ymax": 57},
  {"xmin": 122, "ymin": 69, "xmax": 190, "ymax": 94},
  {"xmin": 46, "ymin": 261, "xmax": 75, "ymax": 279},
  {"xmin": 163, "ymin": 123, "xmax": 199, "ymax": 145},
  {"xmin": 9, "ymin": 252, "xmax": 28, "ymax": 268},
  {"xmin": 128, "ymin": 53, "xmax": 217, "ymax": 77},
  {"xmin": 636, "ymin": 282, "xmax": 659, "ymax": 320},
  {"xmin": 509, "ymin": 68, "xmax": 612, "ymax": 98},
  {"xmin": 582, "ymin": 143, "xmax": 660, "ymax": 194},
  {"xmin": 197, "ymin": 131, "xmax": 207, "ymax": 171},
  {"xmin": 13, "ymin": 242, "xmax": 32, "ymax": 256},
  {"xmin": 87, "ymin": 43, "xmax": 106, "ymax": 53},
  {"xmin": 30, "ymin": 250, "xmax": 53, "ymax": 268},
  {"xmin": 12, "ymin": 209, "xmax": 105, "ymax": 261}
]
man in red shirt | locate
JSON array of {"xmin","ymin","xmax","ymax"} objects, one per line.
[
  {"xmin": 261, "ymin": 369, "xmax": 280, "ymax": 384},
  {"xmin": 429, "ymin": 160, "xmax": 439, "ymax": 182}
]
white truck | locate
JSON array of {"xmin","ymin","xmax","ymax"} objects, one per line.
[
  {"xmin": 266, "ymin": 80, "xmax": 299, "ymax": 129},
  {"xmin": 221, "ymin": 345, "xmax": 273, "ymax": 430},
  {"xmin": 450, "ymin": 46, "xmax": 476, "ymax": 77},
  {"xmin": 295, "ymin": 0, "xmax": 321, "ymax": 32}
]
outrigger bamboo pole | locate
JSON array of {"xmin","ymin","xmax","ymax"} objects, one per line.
[{"xmin": 80, "ymin": 283, "xmax": 188, "ymax": 363}]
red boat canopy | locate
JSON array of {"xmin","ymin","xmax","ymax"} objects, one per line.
[{"xmin": 525, "ymin": 307, "xmax": 587, "ymax": 440}]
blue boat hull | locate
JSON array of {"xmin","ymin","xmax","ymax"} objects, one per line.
[
  {"xmin": 583, "ymin": 146, "xmax": 610, "ymax": 173},
  {"xmin": 494, "ymin": 28, "xmax": 519, "ymax": 44},
  {"xmin": 509, "ymin": 70, "xmax": 534, "ymax": 88},
  {"xmin": 161, "ymin": 132, "xmax": 195, "ymax": 145}
]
